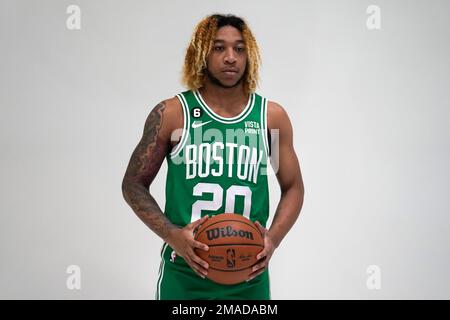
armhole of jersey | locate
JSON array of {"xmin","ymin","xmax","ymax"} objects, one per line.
[
  {"xmin": 261, "ymin": 97, "xmax": 270, "ymax": 157},
  {"xmin": 170, "ymin": 94, "xmax": 190, "ymax": 158}
]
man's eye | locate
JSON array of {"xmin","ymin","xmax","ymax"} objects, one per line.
[
  {"xmin": 214, "ymin": 46, "xmax": 224, "ymax": 51},
  {"xmin": 236, "ymin": 47, "xmax": 245, "ymax": 52}
]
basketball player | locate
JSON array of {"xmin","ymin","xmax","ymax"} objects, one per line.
[{"xmin": 122, "ymin": 14, "xmax": 304, "ymax": 300}]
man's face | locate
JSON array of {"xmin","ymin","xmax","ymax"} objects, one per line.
[{"xmin": 205, "ymin": 25, "xmax": 247, "ymax": 88}]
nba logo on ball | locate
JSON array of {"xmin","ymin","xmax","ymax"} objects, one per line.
[
  {"xmin": 194, "ymin": 213, "xmax": 264, "ymax": 285},
  {"xmin": 226, "ymin": 249, "xmax": 236, "ymax": 268}
]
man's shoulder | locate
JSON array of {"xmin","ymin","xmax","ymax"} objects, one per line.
[
  {"xmin": 162, "ymin": 95, "xmax": 182, "ymax": 110},
  {"xmin": 162, "ymin": 89, "xmax": 195, "ymax": 109},
  {"xmin": 267, "ymin": 100, "xmax": 285, "ymax": 114},
  {"xmin": 153, "ymin": 95, "xmax": 184, "ymax": 132},
  {"xmin": 265, "ymin": 99, "xmax": 290, "ymax": 129}
]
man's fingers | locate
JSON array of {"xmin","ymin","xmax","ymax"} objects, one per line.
[
  {"xmin": 192, "ymin": 264, "xmax": 207, "ymax": 278},
  {"xmin": 196, "ymin": 214, "xmax": 209, "ymax": 227},
  {"xmin": 247, "ymin": 267, "xmax": 266, "ymax": 282},
  {"xmin": 192, "ymin": 240, "xmax": 209, "ymax": 252},
  {"xmin": 190, "ymin": 251, "xmax": 209, "ymax": 270},
  {"xmin": 185, "ymin": 256, "xmax": 207, "ymax": 278},
  {"xmin": 186, "ymin": 247, "xmax": 209, "ymax": 273},
  {"xmin": 190, "ymin": 264, "xmax": 206, "ymax": 279},
  {"xmin": 189, "ymin": 215, "xmax": 210, "ymax": 231},
  {"xmin": 248, "ymin": 255, "xmax": 268, "ymax": 281},
  {"xmin": 252, "ymin": 257, "xmax": 267, "ymax": 272},
  {"xmin": 256, "ymin": 249, "xmax": 267, "ymax": 261}
]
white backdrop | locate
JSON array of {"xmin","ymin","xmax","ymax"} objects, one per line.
[{"xmin": 0, "ymin": 0, "xmax": 449, "ymax": 299}]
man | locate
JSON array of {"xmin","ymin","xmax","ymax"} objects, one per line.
[{"xmin": 122, "ymin": 14, "xmax": 304, "ymax": 300}]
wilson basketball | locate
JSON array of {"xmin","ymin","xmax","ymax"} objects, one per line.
[{"xmin": 194, "ymin": 213, "xmax": 264, "ymax": 285}]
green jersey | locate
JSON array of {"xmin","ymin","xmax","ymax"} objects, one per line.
[
  {"xmin": 164, "ymin": 89, "xmax": 270, "ymax": 228},
  {"xmin": 156, "ymin": 90, "xmax": 272, "ymax": 300}
]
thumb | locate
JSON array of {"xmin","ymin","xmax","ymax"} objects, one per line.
[
  {"xmin": 189, "ymin": 215, "xmax": 209, "ymax": 230},
  {"xmin": 254, "ymin": 221, "xmax": 267, "ymax": 235}
]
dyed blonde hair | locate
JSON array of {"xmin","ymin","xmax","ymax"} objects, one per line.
[{"xmin": 182, "ymin": 14, "xmax": 261, "ymax": 94}]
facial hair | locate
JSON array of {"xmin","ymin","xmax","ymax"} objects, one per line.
[{"xmin": 204, "ymin": 68, "xmax": 245, "ymax": 89}]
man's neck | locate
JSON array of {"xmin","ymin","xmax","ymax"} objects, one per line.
[{"xmin": 199, "ymin": 81, "xmax": 248, "ymax": 115}]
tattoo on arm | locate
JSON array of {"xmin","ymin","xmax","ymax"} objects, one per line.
[{"xmin": 122, "ymin": 102, "xmax": 176, "ymax": 239}]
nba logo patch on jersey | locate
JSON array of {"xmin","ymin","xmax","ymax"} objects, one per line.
[{"xmin": 170, "ymin": 250, "xmax": 177, "ymax": 263}]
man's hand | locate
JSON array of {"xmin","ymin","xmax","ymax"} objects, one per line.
[
  {"xmin": 164, "ymin": 215, "xmax": 210, "ymax": 279},
  {"xmin": 247, "ymin": 221, "xmax": 276, "ymax": 282}
]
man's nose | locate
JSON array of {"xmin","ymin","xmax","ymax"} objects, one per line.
[{"xmin": 224, "ymin": 48, "xmax": 237, "ymax": 64}]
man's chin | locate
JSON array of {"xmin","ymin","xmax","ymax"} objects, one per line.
[
  {"xmin": 220, "ymin": 81, "xmax": 241, "ymax": 88},
  {"xmin": 206, "ymin": 70, "xmax": 244, "ymax": 89},
  {"xmin": 215, "ymin": 77, "xmax": 244, "ymax": 89}
]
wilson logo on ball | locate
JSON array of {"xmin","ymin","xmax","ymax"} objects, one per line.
[{"xmin": 206, "ymin": 225, "xmax": 254, "ymax": 241}]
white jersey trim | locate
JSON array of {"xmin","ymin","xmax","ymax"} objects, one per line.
[
  {"xmin": 194, "ymin": 90, "xmax": 255, "ymax": 124},
  {"xmin": 261, "ymin": 97, "xmax": 270, "ymax": 157},
  {"xmin": 170, "ymin": 93, "xmax": 190, "ymax": 158}
]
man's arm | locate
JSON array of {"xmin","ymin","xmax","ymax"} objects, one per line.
[
  {"xmin": 121, "ymin": 101, "xmax": 176, "ymax": 239},
  {"xmin": 266, "ymin": 101, "xmax": 304, "ymax": 247},
  {"xmin": 249, "ymin": 101, "xmax": 304, "ymax": 280},
  {"xmin": 121, "ymin": 99, "xmax": 210, "ymax": 278}
]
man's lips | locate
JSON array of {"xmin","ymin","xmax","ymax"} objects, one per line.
[
  {"xmin": 222, "ymin": 69, "xmax": 238, "ymax": 76},
  {"xmin": 222, "ymin": 68, "xmax": 238, "ymax": 73}
]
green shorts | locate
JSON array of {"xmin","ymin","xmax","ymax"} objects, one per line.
[{"xmin": 155, "ymin": 243, "xmax": 271, "ymax": 300}]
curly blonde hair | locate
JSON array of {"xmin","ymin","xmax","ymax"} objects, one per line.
[{"xmin": 182, "ymin": 14, "xmax": 261, "ymax": 94}]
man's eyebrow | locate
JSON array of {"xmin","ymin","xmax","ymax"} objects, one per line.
[{"xmin": 213, "ymin": 39, "xmax": 245, "ymax": 44}]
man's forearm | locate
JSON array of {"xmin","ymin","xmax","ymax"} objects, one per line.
[
  {"xmin": 268, "ymin": 185, "xmax": 304, "ymax": 248},
  {"xmin": 122, "ymin": 181, "xmax": 177, "ymax": 240}
]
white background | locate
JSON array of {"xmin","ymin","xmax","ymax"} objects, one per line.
[{"xmin": 0, "ymin": 0, "xmax": 449, "ymax": 299}]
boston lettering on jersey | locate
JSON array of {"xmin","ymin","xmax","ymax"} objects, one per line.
[{"xmin": 185, "ymin": 141, "xmax": 264, "ymax": 184}]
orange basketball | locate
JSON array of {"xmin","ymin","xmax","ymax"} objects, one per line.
[{"xmin": 194, "ymin": 213, "xmax": 264, "ymax": 285}]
